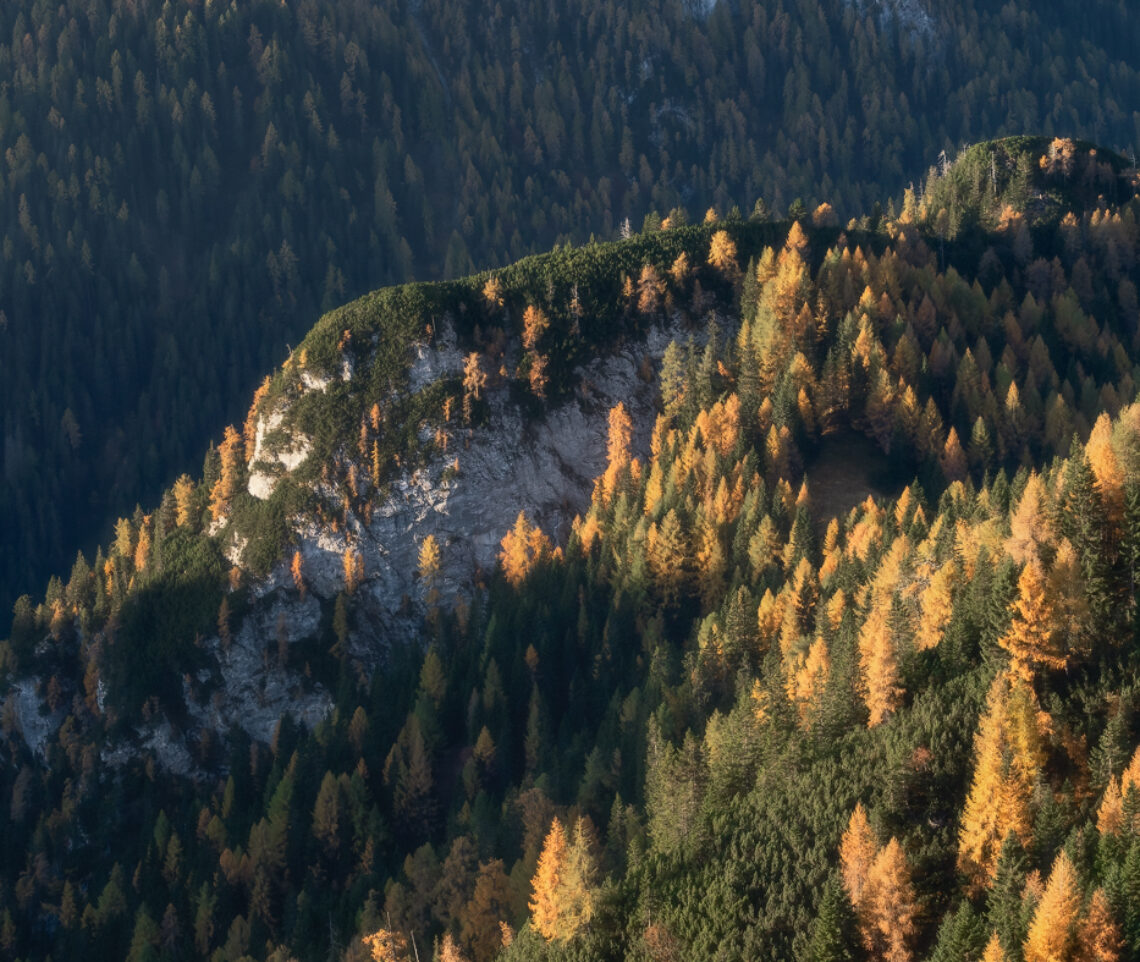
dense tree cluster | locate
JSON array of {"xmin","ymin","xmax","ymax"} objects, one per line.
[
  {"xmin": 3, "ymin": 140, "xmax": 1140, "ymax": 961},
  {"xmin": 2, "ymin": 0, "xmax": 1140, "ymax": 618}
]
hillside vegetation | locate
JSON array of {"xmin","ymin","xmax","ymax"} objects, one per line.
[
  {"xmin": 2, "ymin": 139, "xmax": 1140, "ymax": 962},
  {"xmin": 3, "ymin": 0, "xmax": 1140, "ymax": 617}
]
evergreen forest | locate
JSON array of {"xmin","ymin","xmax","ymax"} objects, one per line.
[
  {"xmin": 3, "ymin": 137, "xmax": 1140, "ymax": 962},
  {"xmin": 3, "ymin": 0, "xmax": 1140, "ymax": 618}
]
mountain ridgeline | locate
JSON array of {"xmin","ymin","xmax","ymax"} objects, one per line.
[
  {"xmin": 4, "ymin": 138, "xmax": 1140, "ymax": 962},
  {"xmin": 2, "ymin": 0, "xmax": 1140, "ymax": 620}
]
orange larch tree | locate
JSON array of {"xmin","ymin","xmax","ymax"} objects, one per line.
[
  {"xmin": 865, "ymin": 837, "xmax": 918, "ymax": 962},
  {"xmin": 1023, "ymin": 850, "xmax": 1081, "ymax": 962},
  {"xmin": 499, "ymin": 512, "xmax": 552, "ymax": 588},
  {"xmin": 529, "ymin": 817, "xmax": 567, "ymax": 941},
  {"xmin": 999, "ymin": 557, "xmax": 1067, "ymax": 682},
  {"xmin": 958, "ymin": 674, "xmax": 1042, "ymax": 891},
  {"xmin": 840, "ymin": 802, "xmax": 878, "ymax": 914}
]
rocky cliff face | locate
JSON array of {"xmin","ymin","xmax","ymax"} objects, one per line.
[
  {"xmin": 122, "ymin": 319, "xmax": 684, "ymax": 769},
  {"xmin": 246, "ymin": 320, "xmax": 678, "ymax": 653}
]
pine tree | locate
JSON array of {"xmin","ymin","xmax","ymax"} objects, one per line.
[{"xmin": 808, "ymin": 879, "xmax": 860, "ymax": 962}]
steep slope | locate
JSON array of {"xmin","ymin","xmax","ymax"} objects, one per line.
[
  {"xmin": 3, "ymin": 139, "xmax": 1140, "ymax": 962},
  {"xmin": 4, "ymin": 0, "xmax": 1140, "ymax": 622}
]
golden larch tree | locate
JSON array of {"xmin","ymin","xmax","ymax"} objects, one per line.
[
  {"xmin": 708, "ymin": 230, "xmax": 739, "ymax": 279},
  {"xmin": 840, "ymin": 802, "xmax": 878, "ymax": 913},
  {"xmin": 914, "ymin": 561, "xmax": 957, "ymax": 650},
  {"xmin": 939, "ymin": 427, "xmax": 968, "ymax": 482},
  {"xmin": 343, "ymin": 547, "xmax": 364, "ymax": 594},
  {"xmin": 499, "ymin": 512, "xmax": 551, "ymax": 588},
  {"xmin": 602, "ymin": 403, "xmax": 633, "ymax": 502},
  {"xmin": 982, "ymin": 932, "xmax": 1007, "ymax": 962},
  {"xmin": 291, "ymin": 550, "xmax": 305, "ymax": 597},
  {"xmin": 860, "ymin": 608, "xmax": 902, "ymax": 727},
  {"xmin": 209, "ymin": 425, "xmax": 244, "ymax": 521},
  {"xmin": 1096, "ymin": 746, "xmax": 1140, "ymax": 835},
  {"xmin": 1086, "ymin": 412, "xmax": 1124, "ymax": 524},
  {"xmin": 865, "ymin": 838, "xmax": 918, "ymax": 962},
  {"xmin": 529, "ymin": 817, "xmax": 567, "ymax": 941},
  {"xmin": 418, "ymin": 535, "xmax": 442, "ymax": 604},
  {"xmin": 462, "ymin": 352, "xmax": 487, "ymax": 422},
  {"xmin": 637, "ymin": 263, "xmax": 666, "ymax": 315},
  {"xmin": 557, "ymin": 817, "xmax": 600, "ymax": 940},
  {"xmin": 482, "ymin": 275, "xmax": 504, "ymax": 310},
  {"xmin": 173, "ymin": 474, "xmax": 196, "ymax": 527},
  {"xmin": 133, "ymin": 520, "xmax": 152, "ymax": 574},
  {"xmin": 528, "ymin": 352, "xmax": 548, "ymax": 400},
  {"xmin": 1006, "ymin": 473, "xmax": 1054, "ymax": 565},
  {"xmin": 1076, "ymin": 888, "xmax": 1123, "ymax": 962},
  {"xmin": 1023, "ymin": 850, "xmax": 1081, "ymax": 962},
  {"xmin": 646, "ymin": 509, "xmax": 688, "ymax": 603},
  {"xmin": 958, "ymin": 674, "xmax": 1041, "ymax": 891},
  {"xmin": 521, "ymin": 305, "xmax": 549, "ymax": 352},
  {"xmin": 999, "ymin": 558, "xmax": 1067, "ymax": 682},
  {"xmin": 786, "ymin": 636, "xmax": 830, "ymax": 729},
  {"xmin": 243, "ymin": 375, "xmax": 272, "ymax": 461},
  {"xmin": 362, "ymin": 927, "xmax": 409, "ymax": 962}
]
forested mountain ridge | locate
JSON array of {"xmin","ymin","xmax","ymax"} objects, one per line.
[
  {"xmin": 4, "ymin": 138, "xmax": 1140, "ymax": 962},
  {"xmin": 3, "ymin": 0, "xmax": 1140, "ymax": 620}
]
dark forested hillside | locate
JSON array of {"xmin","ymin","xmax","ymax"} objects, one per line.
[
  {"xmin": 3, "ymin": 138, "xmax": 1140, "ymax": 962},
  {"xmin": 2, "ymin": 0, "xmax": 1140, "ymax": 616}
]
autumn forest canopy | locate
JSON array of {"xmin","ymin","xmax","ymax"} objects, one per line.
[
  {"xmin": 0, "ymin": 133, "xmax": 1140, "ymax": 962},
  {"xmin": 2, "ymin": 0, "xmax": 1140, "ymax": 619}
]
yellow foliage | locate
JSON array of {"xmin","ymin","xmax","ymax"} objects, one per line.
[
  {"xmin": 521, "ymin": 305, "xmax": 549, "ymax": 352},
  {"xmin": 602, "ymin": 403, "xmax": 634, "ymax": 503},
  {"xmin": 840, "ymin": 802, "xmax": 878, "ymax": 912},
  {"xmin": 786, "ymin": 636, "xmax": 830, "ymax": 729},
  {"xmin": 499, "ymin": 512, "xmax": 552, "ymax": 588},
  {"xmin": 362, "ymin": 928, "xmax": 409, "ymax": 962},
  {"xmin": 173, "ymin": 474, "xmax": 196, "ymax": 528},
  {"xmin": 291, "ymin": 550, "xmax": 305, "ymax": 596},
  {"xmin": 708, "ymin": 229, "xmax": 739, "ymax": 277},
  {"xmin": 1023, "ymin": 850, "xmax": 1080, "ymax": 962},
  {"xmin": 1006, "ymin": 473, "xmax": 1054, "ymax": 565},
  {"xmin": 982, "ymin": 932, "xmax": 1007, "ymax": 962},
  {"xmin": 859, "ymin": 608, "xmax": 902, "ymax": 727},
  {"xmin": 958, "ymin": 674, "xmax": 1042, "ymax": 890},
  {"xmin": 999, "ymin": 558, "xmax": 1067, "ymax": 682},
  {"xmin": 914, "ymin": 561, "xmax": 957, "ymax": 650}
]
